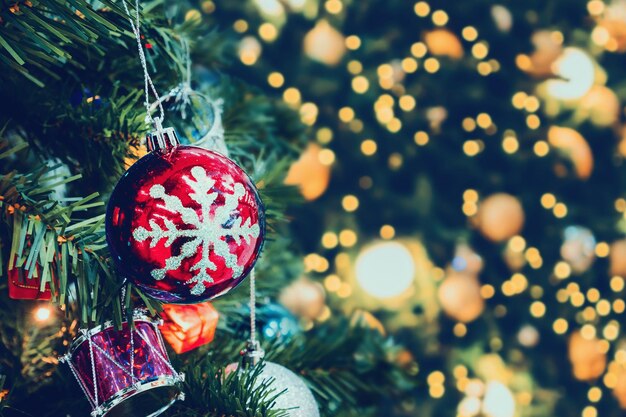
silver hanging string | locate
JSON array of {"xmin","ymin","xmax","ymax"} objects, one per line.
[
  {"xmin": 121, "ymin": 0, "xmax": 165, "ymax": 128},
  {"xmin": 249, "ymin": 268, "xmax": 257, "ymax": 345},
  {"xmin": 174, "ymin": 37, "xmax": 193, "ymax": 120},
  {"xmin": 242, "ymin": 268, "xmax": 264, "ymax": 365}
]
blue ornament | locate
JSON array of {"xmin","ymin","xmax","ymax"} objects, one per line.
[
  {"xmin": 258, "ymin": 303, "xmax": 300, "ymax": 341},
  {"xmin": 451, "ymin": 256, "xmax": 467, "ymax": 272},
  {"xmin": 561, "ymin": 226, "xmax": 596, "ymax": 273}
]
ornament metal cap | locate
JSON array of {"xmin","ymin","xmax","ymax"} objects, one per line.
[
  {"xmin": 241, "ymin": 340, "xmax": 265, "ymax": 367},
  {"xmin": 147, "ymin": 118, "xmax": 180, "ymax": 152}
]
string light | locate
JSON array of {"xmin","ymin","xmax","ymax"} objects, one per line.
[
  {"xmin": 553, "ymin": 202, "xmax": 568, "ymax": 218},
  {"xmin": 258, "ymin": 23, "xmax": 278, "ymax": 42},
  {"xmin": 321, "ymin": 232, "xmax": 339, "ymax": 249},
  {"xmin": 411, "ymin": 42, "xmax": 428, "ymax": 58},
  {"xmin": 477, "ymin": 62, "xmax": 491, "ymax": 76},
  {"xmin": 541, "ymin": 193, "xmax": 557, "ymax": 209},
  {"xmin": 352, "ymin": 76, "xmax": 369, "ymax": 93},
  {"xmin": 324, "ymin": 274, "xmax": 341, "ymax": 292},
  {"xmin": 347, "ymin": 60, "xmax": 363, "ymax": 74},
  {"xmin": 414, "ymin": 131, "xmax": 429, "ymax": 146},
  {"xmin": 595, "ymin": 242, "xmax": 610, "ymax": 257},
  {"xmin": 380, "ymin": 224, "xmax": 395, "ymax": 239},
  {"xmin": 463, "ymin": 140, "xmax": 481, "ymax": 156},
  {"xmin": 239, "ymin": 36, "xmax": 262, "ymax": 65},
  {"xmin": 471, "ymin": 42, "xmax": 489, "ymax": 59},
  {"xmin": 587, "ymin": 0, "xmax": 605, "ymax": 15},
  {"xmin": 402, "ymin": 57, "xmax": 418, "ymax": 73},
  {"xmin": 339, "ymin": 229, "xmax": 358, "ymax": 247},
  {"xmin": 553, "ymin": 318, "xmax": 569, "ymax": 334},
  {"xmin": 431, "ymin": 10, "xmax": 449, "ymax": 26},
  {"xmin": 454, "ymin": 323, "xmax": 467, "ymax": 337},
  {"xmin": 318, "ymin": 148, "xmax": 335, "ymax": 165},
  {"xmin": 582, "ymin": 406, "xmax": 597, "ymax": 417},
  {"xmin": 341, "ymin": 35, "xmax": 360, "ymax": 52},
  {"xmin": 325, "ymin": 0, "xmax": 343, "ymax": 14},
  {"xmin": 526, "ymin": 114, "xmax": 541, "ymax": 129},
  {"xmin": 338, "ymin": 106, "xmax": 355, "ymax": 123},
  {"xmin": 462, "ymin": 26, "xmax": 478, "ymax": 41},
  {"xmin": 283, "ymin": 87, "xmax": 301, "ymax": 105},
  {"xmin": 399, "ymin": 95, "xmax": 416, "ymax": 111},
  {"xmin": 476, "ymin": 113, "xmax": 492, "ymax": 129},
  {"xmin": 300, "ymin": 102, "xmax": 319, "ymax": 125},
  {"xmin": 424, "ymin": 57, "xmax": 440, "ymax": 73},
  {"xmin": 502, "ymin": 134, "xmax": 519, "ymax": 154},
  {"xmin": 361, "ymin": 139, "xmax": 378, "ymax": 155},
  {"xmin": 388, "ymin": 152, "xmax": 404, "ymax": 169},
  {"xmin": 414, "ymin": 1, "xmax": 430, "ymax": 17},
  {"xmin": 316, "ymin": 127, "xmax": 333, "ymax": 144},
  {"xmin": 534, "ymin": 141, "xmax": 550, "ymax": 157},
  {"xmin": 267, "ymin": 72, "xmax": 284, "ymax": 88},
  {"xmin": 34, "ymin": 306, "xmax": 52, "ymax": 322},
  {"xmin": 611, "ymin": 276, "xmax": 625, "ymax": 292},
  {"xmin": 233, "ymin": 19, "xmax": 248, "ymax": 33},
  {"xmin": 512, "ymin": 91, "xmax": 527, "ymax": 109},
  {"xmin": 342, "ymin": 195, "xmax": 359, "ymax": 212}
]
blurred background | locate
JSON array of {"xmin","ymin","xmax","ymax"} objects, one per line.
[{"xmin": 214, "ymin": 0, "xmax": 626, "ymax": 416}]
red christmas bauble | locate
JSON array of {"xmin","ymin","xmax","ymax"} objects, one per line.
[{"xmin": 106, "ymin": 143, "xmax": 265, "ymax": 303}]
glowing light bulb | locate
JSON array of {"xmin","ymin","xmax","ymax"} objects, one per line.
[
  {"xmin": 355, "ymin": 241, "xmax": 415, "ymax": 298},
  {"xmin": 482, "ymin": 381, "xmax": 515, "ymax": 417},
  {"xmin": 546, "ymin": 48, "xmax": 595, "ymax": 100},
  {"xmin": 254, "ymin": 0, "xmax": 284, "ymax": 16},
  {"xmin": 35, "ymin": 306, "xmax": 52, "ymax": 322}
]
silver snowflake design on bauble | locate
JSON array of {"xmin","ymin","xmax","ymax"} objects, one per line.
[{"xmin": 132, "ymin": 166, "xmax": 260, "ymax": 295}]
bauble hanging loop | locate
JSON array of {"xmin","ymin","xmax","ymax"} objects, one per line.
[{"xmin": 146, "ymin": 123, "xmax": 180, "ymax": 152}]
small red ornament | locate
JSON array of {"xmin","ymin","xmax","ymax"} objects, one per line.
[
  {"xmin": 159, "ymin": 302, "xmax": 219, "ymax": 354},
  {"xmin": 7, "ymin": 256, "xmax": 52, "ymax": 300},
  {"xmin": 61, "ymin": 311, "xmax": 184, "ymax": 417},
  {"xmin": 106, "ymin": 128, "xmax": 265, "ymax": 303}
]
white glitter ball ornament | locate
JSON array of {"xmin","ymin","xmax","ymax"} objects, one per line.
[{"xmin": 245, "ymin": 361, "xmax": 320, "ymax": 417}]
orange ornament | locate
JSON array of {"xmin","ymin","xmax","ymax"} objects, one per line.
[
  {"xmin": 284, "ymin": 143, "xmax": 331, "ymax": 201},
  {"xmin": 424, "ymin": 29, "xmax": 464, "ymax": 59},
  {"xmin": 613, "ymin": 364, "xmax": 626, "ymax": 409},
  {"xmin": 579, "ymin": 85, "xmax": 620, "ymax": 127},
  {"xmin": 159, "ymin": 302, "xmax": 219, "ymax": 354},
  {"xmin": 548, "ymin": 126, "xmax": 594, "ymax": 180},
  {"xmin": 477, "ymin": 193, "xmax": 525, "ymax": 242},
  {"xmin": 438, "ymin": 271, "xmax": 484, "ymax": 323},
  {"xmin": 568, "ymin": 331, "xmax": 607, "ymax": 381},
  {"xmin": 279, "ymin": 277, "xmax": 326, "ymax": 320},
  {"xmin": 526, "ymin": 30, "xmax": 563, "ymax": 78},
  {"xmin": 599, "ymin": 19, "xmax": 626, "ymax": 52},
  {"xmin": 610, "ymin": 239, "xmax": 626, "ymax": 277},
  {"xmin": 303, "ymin": 20, "xmax": 346, "ymax": 66}
]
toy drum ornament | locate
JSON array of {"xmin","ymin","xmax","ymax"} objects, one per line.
[{"xmin": 60, "ymin": 311, "xmax": 184, "ymax": 417}]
